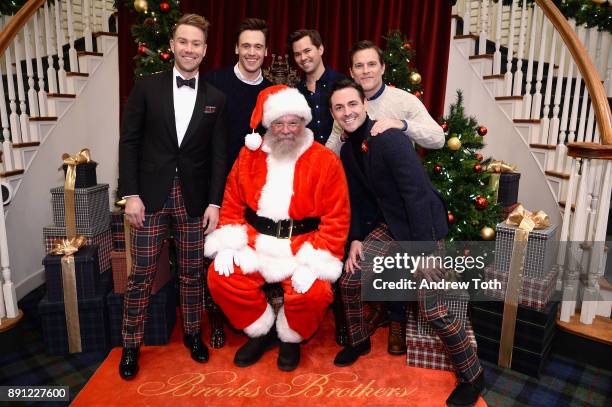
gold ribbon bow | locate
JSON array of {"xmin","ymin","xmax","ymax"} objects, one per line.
[
  {"xmin": 498, "ymin": 205, "xmax": 549, "ymax": 368},
  {"xmin": 48, "ymin": 236, "xmax": 87, "ymax": 354},
  {"xmin": 61, "ymin": 149, "xmax": 92, "ymax": 239}
]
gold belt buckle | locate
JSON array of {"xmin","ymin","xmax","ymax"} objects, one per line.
[{"xmin": 276, "ymin": 219, "xmax": 294, "ymax": 239}]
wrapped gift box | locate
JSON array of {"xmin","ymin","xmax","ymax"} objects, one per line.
[
  {"xmin": 471, "ymin": 300, "xmax": 558, "ymax": 354},
  {"xmin": 62, "ymin": 161, "xmax": 98, "ymax": 188},
  {"xmin": 107, "ymin": 280, "xmax": 176, "ymax": 347},
  {"xmin": 112, "ymin": 239, "xmax": 172, "ymax": 294},
  {"xmin": 110, "ymin": 210, "xmax": 125, "ymax": 251},
  {"xmin": 406, "ymin": 313, "xmax": 477, "ymax": 371},
  {"xmin": 494, "ymin": 221, "xmax": 558, "ymax": 279},
  {"xmin": 51, "ymin": 184, "xmax": 110, "ymax": 235},
  {"xmin": 498, "ymin": 172, "xmax": 521, "ymax": 206},
  {"xmin": 38, "ymin": 287, "xmax": 110, "ymax": 355},
  {"xmin": 417, "ymin": 290, "xmax": 469, "ymax": 336},
  {"xmin": 43, "ymin": 226, "xmax": 112, "ymax": 273},
  {"xmin": 483, "ymin": 266, "xmax": 557, "ymax": 310}
]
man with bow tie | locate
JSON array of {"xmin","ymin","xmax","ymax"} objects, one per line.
[{"xmin": 118, "ymin": 13, "xmax": 227, "ymax": 380}]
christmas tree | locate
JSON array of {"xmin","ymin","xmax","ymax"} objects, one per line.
[
  {"xmin": 382, "ymin": 30, "xmax": 424, "ymax": 99},
  {"xmin": 128, "ymin": 0, "xmax": 181, "ymax": 77},
  {"xmin": 422, "ymin": 91, "xmax": 502, "ymax": 241}
]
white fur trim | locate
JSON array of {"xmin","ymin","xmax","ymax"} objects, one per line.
[
  {"xmin": 256, "ymin": 154, "xmax": 296, "ymax": 222},
  {"xmin": 254, "ymin": 234, "xmax": 297, "ymax": 283},
  {"xmin": 243, "ymin": 303, "xmax": 276, "ymax": 338},
  {"xmin": 204, "ymin": 224, "xmax": 248, "ymax": 258},
  {"xmin": 276, "ymin": 306, "xmax": 302, "ymax": 343},
  {"xmin": 296, "ymin": 242, "xmax": 343, "ymax": 283},
  {"xmin": 262, "ymin": 88, "xmax": 312, "ymax": 128},
  {"xmin": 235, "ymin": 246, "xmax": 259, "ymax": 273},
  {"xmin": 245, "ymin": 132, "xmax": 262, "ymax": 151}
]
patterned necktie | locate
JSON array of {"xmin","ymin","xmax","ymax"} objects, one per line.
[{"xmin": 176, "ymin": 76, "xmax": 196, "ymax": 89}]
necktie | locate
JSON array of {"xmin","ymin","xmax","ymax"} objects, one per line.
[{"xmin": 176, "ymin": 76, "xmax": 196, "ymax": 89}]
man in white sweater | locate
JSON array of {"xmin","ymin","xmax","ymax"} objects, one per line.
[{"xmin": 326, "ymin": 40, "xmax": 444, "ymax": 154}]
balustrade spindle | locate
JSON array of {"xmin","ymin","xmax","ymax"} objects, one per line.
[
  {"xmin": 4, "ymin": 37, "xmax": 24, "ymax": 171},
  {"xmin": 0, "ymin": 63, "xmax": 15, "ymax": 173},
  {"xmin": 54, "ymin": 1, "xmax": 67, "ymax": 93},
  {"xmin": 522, "ymin": 6, "xmax": 538, "ymax": 119},
  {"xmin": 23, "ymin": 20, "xmax": 38, "ymax": 119},
  {"xmin": 33, "ymin": 9, "xmax": 47, "ymax": 117},
  {"xmin": 531, "ymin": 13, "xmax": 548, "ymax": 120},
  {"xmin": 44, "ymin": 1, "xmax": 58, "ymax": 95},
  {"xmin": 479, "ymin": 0, "xmax": 489, "ymax": 55},
  {"xmin": 14, "ymin": 30, "xmax": 31, "ymax": 144},
  {"xmin": 493, "ymin": 0, "xmax": 503, "ymax": 74},
  {"xmin": 513, "ymin": 0, "xmax": 528, "ymax": 96},
  {"xmin": 101, "ymin": 0, "xmax": 109, "ymax": 32},
  {"xmin": 84, "ymin": 0, "xmax": 93, "ymax": 52},
  {"xmin": 504, "ymin": 0, "xmax": 517, "ymax": 96},
  {"xmin": 65, "ymin": 0, "xmax": 78, "ymax": 72},
  {"xmin": 463, "ymin": 0, "xmax": 472, "ymax": 35},
  {"xmin": 540, "ymin": 28, "xmax": 556, "ymax": 150}
]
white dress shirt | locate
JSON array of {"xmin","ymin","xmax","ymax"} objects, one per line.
[{"xmin": 173, "ymin": 66, "xmax": 199, "ymax": 147}]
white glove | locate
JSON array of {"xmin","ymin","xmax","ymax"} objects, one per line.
[
  {"xmin": 214, "ymin": 249, "xmax": 237, "ymax": 277},
  {"xmin": 291, "ymin": 266, "xmax": 317, "ymax": 294}
]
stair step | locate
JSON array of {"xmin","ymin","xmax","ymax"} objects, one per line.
[
  {"xmin": 66, "ymin": 72, "xmax": 89, "ymax": 77},
  {"xmin": 0, "ymin": 169, "xmax": 24, "ymax": 177},
  {"xmin": 29, "ymin": 116, "xmax": 57, "ymax": 122},
  {"xmin": 545, "ymin": 170, "xmax": 570, "ymax": 179},
  {"xmin": 483, "ymin": 74, "xmax": 505, "ymax": 80},
  {"xmin": 469, "ymin": 54, "xmax": 493, "ymax": 60},
  {"xmin": 514, "ymin": 119, "xmax": 540, "ymax": 124},
  {"xmin": 495, "ymin": 96, "xmax": 522, "ymax": 101},
  {"xmin": 559, "ymin": 200, "xmax": 576, "ymax": 211},
  {"xmin": 93, "ymin": 31, "xmax": 118, "ymax": 38},
  {"xmin": 530, "ymin": 143, "xmax": 556, "ymax": 150},
  {"xmin": 12, "ymin": 142, "xmax": 40, "ymax": 148},
  {"xmin": 47, "ymin": 93, "xmax": 76, "ymax": 98},
  {"xmin": 557, "ymin": 312, "xmax": 612, "ymax": 346},
  {"xmin": 454, "ymin": 34, "xmax": 479, "ymax": 40},
  {"xmin": 77, "ymin": 51, "xmax": 103, "ymax": 57}
]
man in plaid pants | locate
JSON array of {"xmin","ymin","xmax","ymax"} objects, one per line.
[
  {"xmin": 118, "ymin": 14, "xmax": 227, "ymax": 380},
  {"xmin": 330, "ymin": 79, "xmax": 485, "ymax": 406}
]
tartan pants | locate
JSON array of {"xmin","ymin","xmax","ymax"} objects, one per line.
[
  {"xmin": 339, "ymin": 224, "xmax": 482, "ymax": 383},
  {"xmin": 122, "ymin": 177, "xmax": 205, "ymax": 347}
]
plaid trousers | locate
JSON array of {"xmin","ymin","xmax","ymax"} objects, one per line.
[
  {"xmin": 122, "ymin": 177, "xmax": 205, "ymax": 347},
  {"xmin": 339, "ymin": 223, "xmax": 482, "ymax": 383}
]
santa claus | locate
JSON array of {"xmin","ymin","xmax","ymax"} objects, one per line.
[{"xmin": 205, "ymin": 85, "xmax": 350, "ymax": 371}]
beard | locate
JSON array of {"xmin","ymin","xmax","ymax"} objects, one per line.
[{"xmin": 265, "ymin": 128, "xmax": 308, "ymax": 159}]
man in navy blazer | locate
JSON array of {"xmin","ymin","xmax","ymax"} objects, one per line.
[{"xmin": 330, "ymin": 79, "xmax": 484, "ymax": 406}]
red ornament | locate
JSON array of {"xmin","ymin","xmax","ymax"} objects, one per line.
[
  {"xmin": 441, "ymin": 122, "xmax": 448, "ymax": 132},
  {"xmin": 413, "ymin": 90, "xmax": 422, "ymax": 99},
  {"xmin": 144, "ymin": 17, "xmax": 155, "ymax": 26},
  {"xmin": 137, "ymin": 44, "xmax": 147, "ymax": 55},
  {"xmin": 475, "ymin": 152, "xmax": 483, "ymax": 161},
  {"xmin": 475, "ymin": 196, "xmax": 489, "ymax": 210},
  {"xmin": 474, "ymin": 163, "xmax": 482, "ymax": 173},
  {"xmin": 402, "ymin": 42, "xmax": 412, "ymax": 51},
  {"xmin": 434, "ymin": 164, "xmax": 442, "ymax": 174},
  {"xmin": 361, "ymin": 140, "xmax": 369, "ymax": 153},
  {"xmin": 447, "ymin": 212, "xmax": 455, "ymax": 224},
  {"xmin": 160, "ymin": 52, "xmax": 171, "ymax": 61},
  {"xmin": 477, "ymin": 126, "xmax": 488, "ymax": 136},
  {"xmin": 159, "ymin": 1, "xmax": 171, "ymax": 12}
]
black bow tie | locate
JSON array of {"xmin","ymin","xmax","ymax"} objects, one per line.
[{"xmin": 176, "ymin": 76, "xmax": 196, "ymax": 89}]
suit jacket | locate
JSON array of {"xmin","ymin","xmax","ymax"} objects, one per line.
[
  {"xmin": 119, "ymin": 70, "xmax": 227, "ymax": 217},
  {"xmin": 340, "ymin": 118, "xmax": 448, "ymax": 243}
]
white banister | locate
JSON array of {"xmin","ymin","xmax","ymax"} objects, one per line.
[
  {"xmin": 33, "ymin": 9, "xmax": 47, "ymax": 118},
  {"xmin": 0, "ymin": 62, "xmax": 15, "ymax": 173},
  {"xmin": 4, "ymin": 35, "xmax": 24, "ymax": 171},
  {"xmin": 54, "ymin": 1, "xmax": 67, "ymax": 93},
  {"xmin": 65, "ymin": 0, "xmax": 78, "ymax": 73},
  {"xmin": 541, "ymin": 27, "xmax": 556, "ymax": 151},
  {"xmin": 463, "ymin": 0, "xmax": 472, "ymax": 35},
  {"xmin": 84, "ymin": 0, "xmax": 93, "ymax": 52},
  {"xmin": 512, "ymin": 0, "xmax": 528, "ymax": 96},
  {"xmin": 531, "ymin": 13, "xmax": 548, "ymax": 120},
  {"xmin": 23, "ymin": 19, "xmax": 38, "ymax": 119},
  {"xmin": 504, "ymin": 0, "xmax": 517, "ymax": 96},
  {"xmin": 13, "ymin": 30, "xmax": 31, "ymax": 144},
  {"xmin": 523, "ymin": 6, "xmax": 538, "ymax": 118},
  {"xmin": 478, "ymin": 0, "xmax": 489, "ymax": 55},
  {"xmin": 101, "ymin": 0, "xmax": 109, "ymax": 32},
  {"xmin": 44, "ymin": 0, "xmax": 58, "ymax": 95},
  {"xmin": 493, "ymin": 0, "xmax": 503, "ymax": 74}
]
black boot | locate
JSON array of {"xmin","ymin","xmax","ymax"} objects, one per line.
[
  {"xmin": 234, "ymin": 328, "xmax": 278, "ymax": 367},
  {"xmin": 277, "ymin": 342, "xmax": 301, "ymax": 371},
  {"xmin": 333, "ymin": 338, "xmax": 371, "ymax": 367},
  {"xmin": 208, "ymin": 306, "xmax": 226, "ymax": 349},
  {"xmin": 183, "ymin": 332, "xmax": 209, "ymax": 363},
  {"xmin": 332, "ymin": 283, "xmax": 348, "ymax": 346},
  {"xmin": 119, "ymin": 347, "xmax": 140, "ymax": 380},
  {"xmin": 446, "ymin": 371, "xmax": 486, "ymax": 407}
]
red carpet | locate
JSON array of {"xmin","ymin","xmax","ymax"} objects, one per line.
[{"xmin": 73, "ymin": 311, "xmax": 487, "ymax": 406}]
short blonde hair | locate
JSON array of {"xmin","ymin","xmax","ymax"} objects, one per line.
[{"xmin": 172, "ymin": 14, "xmax": 210, "ymax": 40}]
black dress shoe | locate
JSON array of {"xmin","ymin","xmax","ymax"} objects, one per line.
[
  {"xmin": 208, "ymin": 308, "xmax": 226, "ymax": 349},
  {"xmin": 277, "ymin": 342, "xmax": 301, "ymax": 372},
  {"xmin": 183, "ymin": 332, "xmax": 209, "ymax": 363},
  {"xmin": 333, "ymin": 338, "xmax": 371, "ymax": 367},
  {"xmin": 234, "ymin": 329, "xmax": 278, "ymax": 367},
  {"xmin": 335, "ymin": 323, "xmax": 348, "ymax": 346},
  {"xmin": 119, "ymin": 347, "xmax": 139, "ymax": 380},
  {"xmin": 446, "ymin": 371, "xmax": 486, "ymax": 407}
]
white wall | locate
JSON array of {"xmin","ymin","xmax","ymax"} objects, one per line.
[{"xmin": 6, "ymin": 39, "xmax": 119, "ymax": 300}]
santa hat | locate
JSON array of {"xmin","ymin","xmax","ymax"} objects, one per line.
[{"xmin": 245, "ymin": 85, "xmax": 313, "ymax": 150}]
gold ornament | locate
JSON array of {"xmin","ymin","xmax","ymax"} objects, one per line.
[
  {"xmin": 591, "ymin": 0, "xmax": 605, "ymax": 4},
  {"xmin": 133, "ymin": 0, "xmax": 148, "ymax": 12},
  {"xmin": 409, "ymin": 72, "xmax": 422, "ymax": 85},
  {"xmin": 480, "ymin": 226, "xmax": 495, "ymax": 240},
  {"xmin": 447, "ymin": 136, "xmax": 462, "ymax": 151}
]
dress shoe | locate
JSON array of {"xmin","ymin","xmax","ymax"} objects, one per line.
[
  {"xmin": 119, "ymin": 347, "xmax": 139, "ymax": 380},
  {"xmin": 183, "ymin": 332, "xmax": 209, "ymax": 363},
  {"xmin": 277, "ymin": 342, "xmax": 301, "ymax": 371},
  {"xmin": 208, "ymin": 308, "xmax": 226, "ymax": 349},
  {"xmin": 234, "ymin": 328, "xmax": 278, "ymax": 367},
  {"xmin": 446, "ymin": 371, "xmax": 486, "ymax": 406},
  {"xmin": 366, "ymin": 302, "xmax": 389, "ymax": 334},
  {"xmin": 333, "ymin": 338, "xmax": 371, "ymax": 367},
  {"xmin": 387, "ymin": 321, "xmax": 406, "ymax": 355},
  {"xmin": 335, "ymin": 322, "xmax": 348, "ymax": 346}
]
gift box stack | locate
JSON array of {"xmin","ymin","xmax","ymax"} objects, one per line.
[
  {"xmin": 472, "ymin": 208, "xmax": 559, "ymax": 377},
  {"xmin": 406, "ymin": 292, "xmax": 476, "ymax": 371},
  {"xmin": 488, "ymin": 160, "xmax": 521, "ymax": 218}
]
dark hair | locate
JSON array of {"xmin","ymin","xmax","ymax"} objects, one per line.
[
  {"xmin": 172, "ymin": 14, "xmax": 210, "ymax": 40},
  {"xmin": 349, "ymin": 40, "xmax": 384, "ymax": 65},
  {"xmin": 329, "ymin": 78, "xmax": 366, "ymax": 105},
  {"xmin": 287, "ymin": 29, "xmax": 323, "ymax": 50},
  {"xmin": 236, "ymin": 18, "xmax": 268, "ymax": 45}
]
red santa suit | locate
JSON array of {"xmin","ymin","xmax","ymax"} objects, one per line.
[{"xmin": 205, "ymin": 88, "xmax": 350, "ymax": 343}]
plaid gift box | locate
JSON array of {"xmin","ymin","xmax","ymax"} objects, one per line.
[
  {"xmin": 111, "ymin": 239, "xmax": 172, "ymax": 294},
  {"xmin": 43, "ymin": 245, "xmax": 102, "ymax": 302},
  {"xmin": 110, "ymin": 210, "xmax": 125, "ymax": 251},
  {"xmin": 471, "ymin": 299, "xmax": 558, "ymax": 354},
  {"xmin": 417, "ymin": 290, "xmax": 469, "ymax": 336},
  {"xmin": 43, "ymin": 226, "xmax": 112, "ymax": 273},
  {"xmin": 38, "ymin": 289, "xmax": 110, "ymax": 355},
  {"xmin": 498, "ymin": 172, "xmax": 521, "ymax": 206},
  {"xmin": 483, "ymin": 266, "xmax": 557, "ymax": 310},
  {"xmin": 107, "ymin": 280, "xmax": 177, "ymax": 346},
  {"xmin": 494, "ymin": 221, "xmax": 558, "ymax": 278},
  {"xmin": 62, "ymin": 161, "xmax": 98, "ymax": 188},
  {"xmin": 406, "ymin": 314, "xmax": 477, "ymax": 371},
  {"xmin": 51, "ymin": 184, "xmax": 110, "ymax": 235}
]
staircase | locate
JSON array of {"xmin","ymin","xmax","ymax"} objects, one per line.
[
  {"xmin": 449, "ymin": 0, "xmax": 611, "ymax": 340},
  {"xmin": 0, "ymin": 0, "xmax": 119, "ymax": 327}
]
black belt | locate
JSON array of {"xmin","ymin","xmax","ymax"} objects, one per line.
[{"xmin": 245, "ymin": 207, "xmax": 319, "ymax": 239}]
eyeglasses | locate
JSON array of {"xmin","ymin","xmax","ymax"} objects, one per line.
[{"xmin": 270, "ymin": 120, "xmax": 302, "ymax": 131}]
